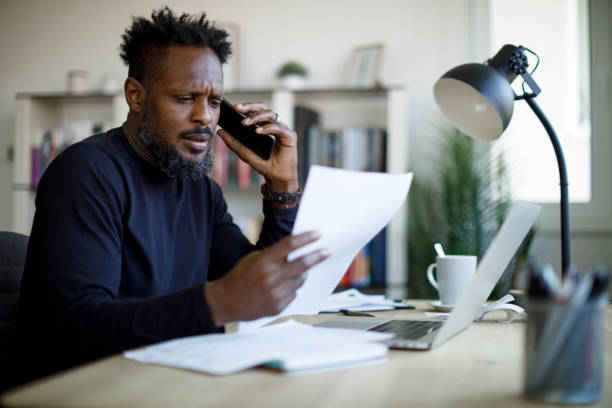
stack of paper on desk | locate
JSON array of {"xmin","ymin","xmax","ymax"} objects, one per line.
[{"xmin": 124, "ymin": 320, "xmax": 393, "ymax": 375}]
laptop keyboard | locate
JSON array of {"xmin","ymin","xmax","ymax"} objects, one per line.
[{"xmin": 368, "ymin": 320, "xmax": 443, "ymax": 340}]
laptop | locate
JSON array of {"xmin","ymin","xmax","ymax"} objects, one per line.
[{"xmin": 315, "ymin": 201, "xmax": 541, "ymax": 350}]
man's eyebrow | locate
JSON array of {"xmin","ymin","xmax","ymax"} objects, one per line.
[
  {"xmin": 173, "ymin": 89, "xmax": 201, "ymax": 94},
  {"xmin": 172, "ymin": 89, "xmax": 224, "ymax": 98}
]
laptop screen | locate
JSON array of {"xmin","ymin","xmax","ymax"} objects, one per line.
[{"xmin": 432, "ymin": 201, "xmax": 541, "ymax": 347}]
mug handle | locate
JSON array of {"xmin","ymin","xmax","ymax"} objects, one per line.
[{"xmin": 426, "ymin": 263, "xmax": 439, "ymax": 290}]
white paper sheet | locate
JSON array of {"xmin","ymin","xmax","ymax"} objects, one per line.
[
  {"xmin": 124, "ymin": 320, "xmax": 393, "ymax": 375},
  {"xmin": 320, "ymin": 288, "xmax": 409, "ymax": 312},
  {"xmin": 240, "ymin": 166, "xmax": 412, "ymax": 330}
]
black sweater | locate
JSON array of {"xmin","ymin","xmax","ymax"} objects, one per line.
[{"xmin": 15, "ymin": 127, "xmax": 296, "ymax": 381}]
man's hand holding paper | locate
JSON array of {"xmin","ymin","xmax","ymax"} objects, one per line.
[{"xmin": 240, "ymin": 165, "xmax": 413, "ymax": 330}]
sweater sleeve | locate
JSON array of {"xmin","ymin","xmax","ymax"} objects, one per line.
[
  {"xmin": 18, "ymin": 144, "xmax": 220, "ymax": 375},
  {"xmin": 206, "ymin": 180, "xmax": 298, "ymax": 281}
]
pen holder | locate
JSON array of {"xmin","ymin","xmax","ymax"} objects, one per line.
[{"xmin": 524, "ymin": 299, "xmax": 605, "ymax": 404}]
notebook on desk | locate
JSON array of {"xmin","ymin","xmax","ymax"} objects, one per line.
[{"xmin": 315, "ymin": 201, "xmax": 541, "ymax": 350}]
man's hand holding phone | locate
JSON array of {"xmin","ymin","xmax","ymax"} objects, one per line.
[{"xmin": 216, "ymin": 100, "xmax": 299, "ymax": 193}]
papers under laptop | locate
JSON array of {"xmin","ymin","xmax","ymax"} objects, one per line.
[{"xmin": 315, "ymin": 201, "xmax": 541, "ymax": 350}]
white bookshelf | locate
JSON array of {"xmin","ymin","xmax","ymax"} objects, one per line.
[
  {"xmin": 12, "ymin": 92, "xmax": 128, "ymax": 235},
  {"xmin": 12, "ymin": 87, "xmax": 410, "ymax": 297}
]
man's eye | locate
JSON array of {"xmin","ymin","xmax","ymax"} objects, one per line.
[
  {"xmin": 176, "ymin": 96, "xmax": 194, "ymax": 103},
  {"xmin": 210, "ymin": 99, "xmax": 221, "ymax": 108}
]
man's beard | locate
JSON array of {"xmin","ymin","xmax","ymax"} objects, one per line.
[{"xmin": 137, "ymin": 109, "xmax": 214, "ymax": 180}]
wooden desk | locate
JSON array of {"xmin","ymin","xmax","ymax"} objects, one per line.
[{"xmin": 2, "ymin": 301, "xmax": 610, "ymax": 407}]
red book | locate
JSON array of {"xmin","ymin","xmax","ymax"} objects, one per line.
[
  {"xmin": 213, "ymin": 137, "xmax": 228, "ymax": 186},
  {"xmin": 339, "ymin": 264, "xmax": 351, "ymax": 287},
  {"xmin": 237, "ymin": 158, "xmax": 251, "ymax": 189},
  {"xmin": 346, "ymin": 253, "xmax": 361, "ymax": 287}
]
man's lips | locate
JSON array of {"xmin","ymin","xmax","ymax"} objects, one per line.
[
  {"xmin": 181, "ymin": 133, "xmax": 211, "ymax": 142},
  {"xmin": 181, "ymin": 134, "xmax": 211, "ymax": 150}
]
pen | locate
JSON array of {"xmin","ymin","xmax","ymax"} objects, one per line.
[
  {"xmin": 392, "ymin": 304, "xmax": 416, "ymax": 310},
  {"xmin": 527, "ymin": 260, "xmax": 552, "ymax": 299},
  {"xmin": 339, "ymin": 309, "xmax": 376, "ymax": 317},
  {"xmin": 587, "ymin": 265, "xmax": 609, "ymax": 300}
]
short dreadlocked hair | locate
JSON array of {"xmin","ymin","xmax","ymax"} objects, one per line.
[{"xmin": 120, "ymin": 7, "xmax": 232, "ymax": 89}]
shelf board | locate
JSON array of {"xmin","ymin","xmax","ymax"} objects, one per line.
[
  {"xmin": 16, "ymin": 91, "xmax": 119, "ymax": 100},
  {"xmin": 12, "ymin": 183, "xmax": 35, "ymax": 191},
  {"xmin": 225, "ymin": 85, "xmax": 404, "ymax": 95},
  {"xmin": 15, "ymin": 85, "xmax": 405, "ymax": 100}
]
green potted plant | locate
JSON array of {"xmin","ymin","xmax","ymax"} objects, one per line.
[
  {"xmin": 408, "ymin": 122, "xmax": 535, "ymax": 300},
  {"xmin": 276, "ymin": 61, "xmax": 308, "ymax": 89}
]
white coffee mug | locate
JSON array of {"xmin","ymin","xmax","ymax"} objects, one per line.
[{"xmin": 426, "ymin": 255, "xmax": 477, "ymax": 306}]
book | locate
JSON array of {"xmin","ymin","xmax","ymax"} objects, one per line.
[
  {"xmin": 307, "ymin": 125, "xmax": 323, "ymax": 169},
  {"xmin": 212, "ymin": 136, "xmax": 259, "ymax": 190},
  {"xmin": 31, "ymin": 130, "xmax": 58, "ymax": 187},
  {"xmin": 237, "ymin": 158, "xmax": 251, "ymax": 189},
  {"xmin": 369, "ymin": 128, "xmax": 387, "ymax": 172},
  {"xmin": 31, "ymin": 147, "xmax": 41, "ymax": 187},
  {"xmin": 370, "ymin": 228, "xmax": 387, "ymax": 286},
  {"xmin": 212, "ymin": 136, "xmax": 228, "ymax": 186},
  {"xmin": 294, "ymin": 106, "xmax": 320, "ymax": 185},
  {"xmin": 40, "ymin": 130, "xmax": 56, "ymax": 173},
  {"xmin": 124, "ymin": 320, "xmax": 392, "ymax": 375}
]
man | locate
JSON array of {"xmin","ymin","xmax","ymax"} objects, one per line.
[{"xmin": 15, "ymin": 7, "xmax": 328, "ymax": 383}]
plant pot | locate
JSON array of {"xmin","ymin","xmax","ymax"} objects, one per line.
[{"xmin": 281, "ymin": 74, "xmax": 306, "ymax": 90}]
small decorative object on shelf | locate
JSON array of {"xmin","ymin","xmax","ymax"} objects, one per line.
[
  {"xmin": 276, "ymin": 61, "xmax": 308, "ymax": 89},
  {"xmin": 66, "ymin": 70, "xmax": 89, "ymax": 94},
  {"xmin": 346, "ymin": 44, "xmax": 384, "ymax": 88}
]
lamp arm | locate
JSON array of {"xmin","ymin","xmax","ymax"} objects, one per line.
[{"xmin": 523, "ymin": 95, "xmax": 571, "ymax": 274}]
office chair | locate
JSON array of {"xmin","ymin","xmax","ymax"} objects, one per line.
[{"xmin": 0, "ymin": 231, "xmax": 28, "ymax": 392}]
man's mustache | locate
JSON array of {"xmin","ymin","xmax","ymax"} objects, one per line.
[{"xmin": 179, "ymin": 126, "xmax": 213, "ymax": 138}]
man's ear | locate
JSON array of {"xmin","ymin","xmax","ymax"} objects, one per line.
[{"xmin": 124, "ymin": 77, "xmax": 147, "ymax": 114}]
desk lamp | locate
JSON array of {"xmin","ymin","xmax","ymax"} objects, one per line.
[{"xmin": 433, "ymin": 44, "xmax": 570, "ymax": 274}]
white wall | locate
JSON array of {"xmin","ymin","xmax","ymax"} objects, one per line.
[
  {"xmin": 0, "ymin": 0, "xmax": 471, "ymax": 225},
  {"xmin": 0, "ymin": 0, "xmax": 610, "ymax": 284}
]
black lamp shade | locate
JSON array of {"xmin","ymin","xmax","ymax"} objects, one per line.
[{"xmin": 433, "ymin": 63, "xmax": 515, "ymax": 141}]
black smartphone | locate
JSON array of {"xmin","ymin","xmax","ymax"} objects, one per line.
[{"xmin": 218, "ymin": 99, "xmax": 275, "ymax": 160}]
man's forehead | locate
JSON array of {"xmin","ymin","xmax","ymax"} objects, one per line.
[{"xmin": 159, "ymin": 45, "xmax": 223, "ymax": 88}]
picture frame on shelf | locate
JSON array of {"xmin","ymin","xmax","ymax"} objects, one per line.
[
  {"xmin": 219, "ymin": 22, "xmax": 239, "ymax": 91},
  {"xmin": 346, "ymin": 44, "xmax": 384, "ymax": 88}
]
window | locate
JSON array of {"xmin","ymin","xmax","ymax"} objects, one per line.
[
  {"xmin": 489, "ymin": 0, "xmax": 591, "ymax": 203},
  {"xmin": 469, "ymin": 0, "xmax": 611, "ymax": 233}
]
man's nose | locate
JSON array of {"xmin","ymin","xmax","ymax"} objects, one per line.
[{"xmin": 192, "ymin": 99, "xmax": 213, "ymax": 125}]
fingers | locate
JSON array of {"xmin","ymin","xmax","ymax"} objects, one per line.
[
  {"xmin": 242, "ymin": 111, "xmax": 278, "ymax": 127},
  {"xmin": 263, "ymin": 231, "xmax": 322, "ymax": 261},
  {"xmin": 264, "ymin": 247, "xmax": 331, "ymax": 314},
  {"xmin": 297, "ymin": 248, "xmax": 332, "ymax": 269},
  {"xmin": 256, "ymin": 124, "xmax": 296, "ymax": 150},
  {"xmin": 267, "ymin": 275, "xmax": 305, "ymax": 311},
  {"xmin": 234, "ymin": 102, "xmax": 268, "ymax": 113},
  {"xmin": 253, "ymin": 232, "xmax": 329, "ymax": 289},
  {"xmin": 233, "ymin": 102, "xmax": 279, "ymax": 127},
  {"xmin": 223, "ymin": 232, "xmax": 331, "ymax": 320},
  {"xmin": 284, "ymin": 247, "xmax": 331, "ymax": 279},
  {"xmin": 263, "ymin": 246, "xmax": 331, "ymax": 288}
]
